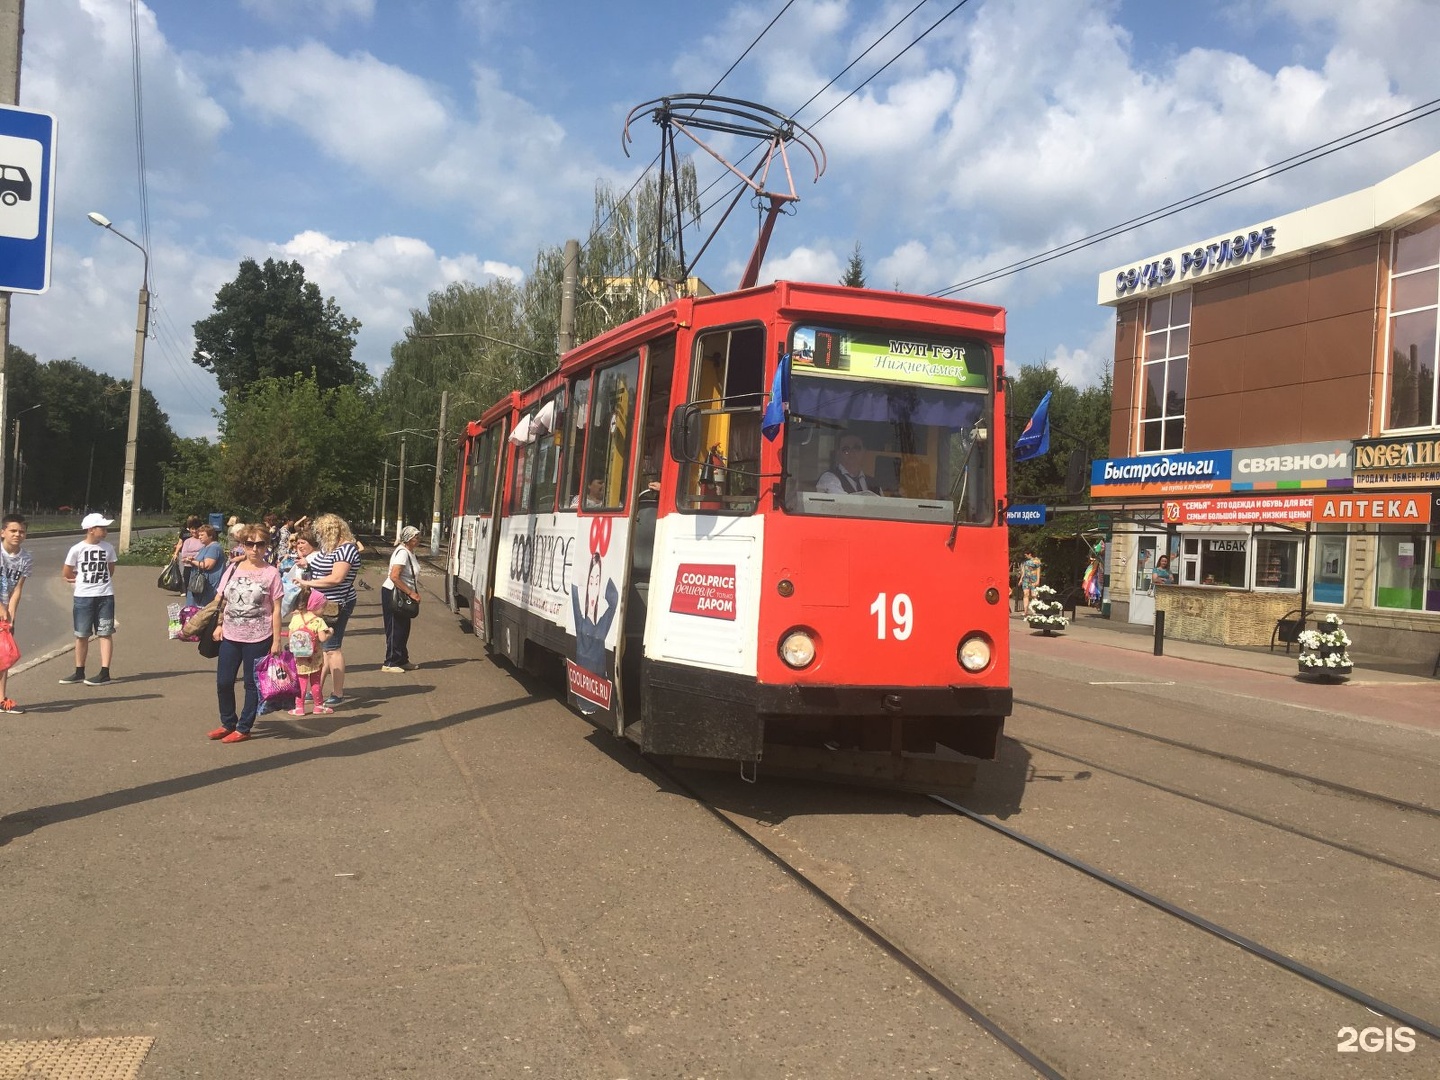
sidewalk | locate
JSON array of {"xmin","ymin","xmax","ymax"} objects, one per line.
[{"xmin": 1022, "ymin": 607, "xmax": 1437, "ymax": 683}]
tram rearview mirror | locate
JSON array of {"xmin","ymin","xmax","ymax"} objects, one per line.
[{"xmin": 669, "ymin": 403, "xmax": 704, "ymax": 464}]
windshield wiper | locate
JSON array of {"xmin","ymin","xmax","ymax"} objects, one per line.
[{"xmin": 946, "ymin": 422, "xmax": 987, "ymax": 549}]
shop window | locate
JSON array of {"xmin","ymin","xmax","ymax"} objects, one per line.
[
  {"xmin": 1374, "ymin": 527, "xmax": 1440, "ymax": 611},
  {"xmin": 1253, "ymin": 536, "xmax": 1299, "ymax": 590},
  {"xmin": 1311, "ymin": 529, "xmax": 1347, "ymax": 605},
  {"xmin": 1196, "ymin": 534, "xmax": 1247, "ymax": 587},
  {"xmin": 1386, "ymin": 218, "xmax": 1440, "ymax": 431},
  {"xmin": 1139, "ymin": 291, "xmax": 1189, "ymax": 453},
  {"xmin": 1180, "ymin": 536, "xmax": 1200, "ymax": 584}
]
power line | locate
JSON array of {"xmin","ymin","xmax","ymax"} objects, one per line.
[
  {"xmin": 128, "ymin": 0, "xmax": 152, "ymax": 262},
  {"xmin": 931, "ymin": 96, "xmax": 1440, "ymax": 297}
]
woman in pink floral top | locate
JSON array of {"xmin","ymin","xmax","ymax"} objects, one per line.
[{"xmin": 208, "ymin": 523, "xmax": 283, "ymax": 743}]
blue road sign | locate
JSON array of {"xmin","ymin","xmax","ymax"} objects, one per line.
[
  {"xmin": 0, "ymin": 105, "xmax": 57, "ymax": 294},
  {"xmin": 1005, "ymin": 503, "xmax": 1047, "ymax": 525}
]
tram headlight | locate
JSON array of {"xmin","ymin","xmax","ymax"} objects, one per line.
[
  {"xmin": 957, "ymin": 633, "xmax": 992, "ymax": 673},
  {"xmin": 779, "ymin": 629, "xmax": 817, "ymax": 669}
]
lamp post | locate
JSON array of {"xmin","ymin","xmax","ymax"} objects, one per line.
[
  {"xmin": 9, "ymin": 402, "xmax": 41, "ymax": 512},
  {"xmin": 87, "ymin": 211, "xmax": 149, "ymax": 554}
]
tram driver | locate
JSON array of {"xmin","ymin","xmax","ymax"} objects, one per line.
[{"xmin": 815, "ymin": 431, "xmax": 882, "ymax": 496}]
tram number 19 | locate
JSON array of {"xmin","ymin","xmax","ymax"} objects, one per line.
[{"xmin": 869, "ymin": 592, "xmax": 913, "ymax": 640}]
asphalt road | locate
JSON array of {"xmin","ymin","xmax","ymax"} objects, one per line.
[{"xmin": 1, "ymin": 557, "xmax": 1436, "ymax": 1078}]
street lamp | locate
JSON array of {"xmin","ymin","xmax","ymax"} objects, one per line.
[
  {"xmin": 9, "ymin": 402, "xmax": 42, "ymax": 512},
  {"xmin": 87, "ymin": 211, "xmax": 149, "ymax": 554}
]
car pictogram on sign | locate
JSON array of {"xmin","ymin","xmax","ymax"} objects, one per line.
[{"xmin": 0, "ymin": 164, "xmax": 31, "ymax": 206}]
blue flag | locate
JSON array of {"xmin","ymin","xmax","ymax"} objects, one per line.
[
  {"xmin": 761, "ymin": 352, "xmax": 791, "ymax": 441},
  {"xmin": 1014, "ymin": 390, "xmax": 1051, "ymax": 462}
]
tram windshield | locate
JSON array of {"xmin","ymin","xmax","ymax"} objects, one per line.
[{"xmin": 783, "ymin": 325, "xmax": 993, "ymax": 525}]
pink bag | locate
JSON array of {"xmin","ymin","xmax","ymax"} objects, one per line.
[
  {"xmin": 177, "ymin": 604, "xmax": 201, "ymax": 642},
  {"xmin": 254, "ymin": 651, "xmax": 300, "ymax": 704},
  {"xmin": 0, "ymin": 621, "xmax": 19, "ymax": 673}
]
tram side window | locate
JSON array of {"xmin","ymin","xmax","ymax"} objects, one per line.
[
  {"xmin": 464, "ymin": 428, "xmax": 498, "ymax": 516},
  {"xmin": 509, "ymin": 438, "xmax": 532, "ymax": 515},
  {"xmin": 559, "ymin": 377, "xmax": 590, "ymax": 511},
  {"xmin": 531, "ymin": 390, "xmax": 566, "ymax": 514},
  {"xmin": 581, "ymin": 355, "xmax": 640, "ymax": 511},
  {"xmin": 679, "ymin": 325, "xmax": 765, "ymax": 513}
]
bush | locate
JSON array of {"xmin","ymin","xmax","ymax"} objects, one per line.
[{"xmin": 117, "ymin": 534, "xmax": 176, "ymax": 566}]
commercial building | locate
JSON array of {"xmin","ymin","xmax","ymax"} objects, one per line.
[{"xmin": 1092, "ymin": 149, "xmax": 1440, "ymax": 664}]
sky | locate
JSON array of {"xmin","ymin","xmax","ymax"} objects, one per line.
[{"xmin": 7, "ymin": 0, "xmax": 1440, "ymax": 439}]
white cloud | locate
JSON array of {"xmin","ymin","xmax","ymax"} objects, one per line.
[
  {"xmin": 265, "ymin": 231, "xmax": 525, "ymax": 379},
  {"xmin": 240, "ymin": 0, "xmax": 375, "ymax": 28},
  {"xmin": 230, "ymin": 43, "xmax": 610, "ymax": 247}
]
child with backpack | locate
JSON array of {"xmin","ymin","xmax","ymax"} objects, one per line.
[{"xmin": 287, "ymin": 588, "xmax": 335, "ymax": 716}]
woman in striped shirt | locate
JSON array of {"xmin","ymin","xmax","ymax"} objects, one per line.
[{"xmin": 305, "ymin": 513, "xmax": 363, "ymax": 708}]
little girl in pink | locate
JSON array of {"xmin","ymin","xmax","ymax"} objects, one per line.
[{"xmin": 288, "ymin": 589, "xmax": 334, "ymax": 715}]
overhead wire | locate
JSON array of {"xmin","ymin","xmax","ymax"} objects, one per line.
[
  {"xmin": 578, "ymin": 0, "xmax": 799, "ymax": 283},
  {"xmin": 931, "ymin": 96, "xmax": 1440, "ymax": 297}
]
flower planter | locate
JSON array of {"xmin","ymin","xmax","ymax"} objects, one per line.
[
  {"xmin": 1296, "ymin": 616, "xmax": 1353, "ymax": 681},
  {"xmin": 1024, "ymin": 587, "xmax": 1067, "ymax": 635}
]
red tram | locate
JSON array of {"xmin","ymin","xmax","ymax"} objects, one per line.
[{"xmin": 446, "ymin": 280, "xmax": 1012, "ymax": 789}]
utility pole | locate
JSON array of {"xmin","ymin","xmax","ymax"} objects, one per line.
[
  {"xmin": 395, "ymin": 435, "xmax": 407, "ymax": 544},
  {"xmin": 430, "ymin": 390, "xmax": 447, "ymax": 553},
  {"xmin": 558, "ymin": 238, "xmax": 578, "ymax": 355},
  {"xmin": 0, "ymin": 0, "xmax": 26, "ymax": 516},
  {"xmin": 379, "ymin": 460, "xmax": 390, "ymax": 539}
]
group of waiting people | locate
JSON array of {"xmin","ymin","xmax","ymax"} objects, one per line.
[{"xmin": 171, "ymin": 512, "xmax": 423, "ymax": 743}]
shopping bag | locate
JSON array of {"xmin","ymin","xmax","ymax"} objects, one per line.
[
  {"xmin": 176, "ymin": 604, "xmax": 200, "ymax": 642},
  {"xmin": 168, "ymin": 602, "xmax": 183, "ymax": 640},
  {"xmin": 279, "ymin": 578, "xmax": 304, "ymax": 620},
  {"xmin": 0, "ymin": 620, "xmax": 20, "ymax": 673},
  {"xmin": 255, "ymin": 651, "xmax": 300, "ymax": 704},
  {"xmin": 158, "ymin": 558, "xmax": 184, "ymax": 593}
]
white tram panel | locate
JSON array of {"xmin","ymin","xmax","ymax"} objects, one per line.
[
  {"xmin": 494, "ymin": 512, "xmax": 630, "ymax": 652},
  {"xmin": 645, "ymin": 514, "xmax": 762, "ymax": 677}
]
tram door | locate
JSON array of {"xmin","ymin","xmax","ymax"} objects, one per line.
[
  {"xmin": 1128, "ymin": 533, "xmax": 1162, "ymax": 626},
  {"xmin": 464, "ymin": 424, "xmax": 505, "ymax": 641}
]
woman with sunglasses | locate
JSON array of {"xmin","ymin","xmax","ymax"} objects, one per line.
[{"xmin": 207, "ymin": 523, "xmax": 283, "ymax": 744}]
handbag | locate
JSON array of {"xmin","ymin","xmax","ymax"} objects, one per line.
[
  {"xmin": 391, "ymin": 545, "xmax": 420, "ymax": 618},
  {"xmin": 158, "ymin": 558, "xmax": 184, "ymax": 593},
  {"xmin": 187, "ymin": 567, "xmax": 209, "ymax": 596},
  {"xmin": 392, "ymin": 588, "xmax": 419, "ymax": 619},
  {"xmin": 187, "ymin": 567, "xmax": 236, "ymax": 655},
  {"xmin": 0, "ymin": 620, "xmax": 20, "ymax": 673}
]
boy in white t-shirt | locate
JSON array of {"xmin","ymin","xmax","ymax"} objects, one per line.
[
  {"xmin": 60, "ymin": 513, "xmax": 118, "ymax": 686},
  {"xmin": 0, "ymin": 513, "xmax": 34, "ymax": 713}
]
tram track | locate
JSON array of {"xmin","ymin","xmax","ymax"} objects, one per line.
[
  {"xmin": 1015, "ymin": 696, "xmax": 1440, "ymax": 818},
  {"xmin": 655, "ymin": 753, "xmax": 1440, "ymax": 1079},
  {"xmin": 929, "ymin": 795, "xmax": 1440, "ymax": 1044},
  {"xmin": 650, "ymin": 759, "xmax": 1068, "ymax": 1080},
  {"xmin": 1012, "ymin": 732, "xmax": 1440, "ymax": 885}
]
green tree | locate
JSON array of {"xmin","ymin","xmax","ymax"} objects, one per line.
[
  {"xmin": 4, "ymin": 346, "xmax": 176, "ymax": 512},
  {"xmin": 217, "ymin": 374, "xmax": 383, "ymax": 520},
  {"xmin": 1006, "ymin": 362, "xmax": 1113, "ymax": 584},
  {"xmin": 841, "ymin": 242, "xmax": 866, "ymax": 288},
  {"xmin": 161, "ymin": 437, "xmax": 224, "ymax": 518},
  {"xmin": 192, "ymin": 258, "xmax": 365, "ymax": 394}
]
